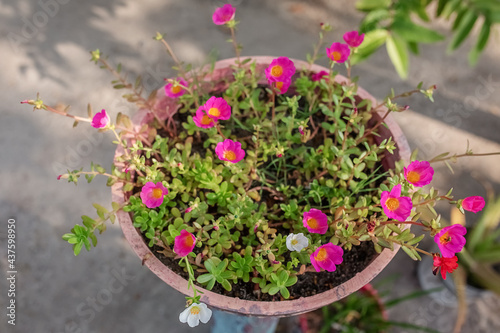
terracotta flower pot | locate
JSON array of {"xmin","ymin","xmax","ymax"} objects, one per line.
[{"xmin": 112, "ymin": 56, "xmax": 411, "ymax": 317}]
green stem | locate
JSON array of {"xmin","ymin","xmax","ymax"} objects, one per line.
[
  {"xmin": 229, "ymin": 26, "xmax": 241, "ymax": 66},
  {"xmin": 430, "ymin": 152, "xmax": 500, "ymax": 164}
]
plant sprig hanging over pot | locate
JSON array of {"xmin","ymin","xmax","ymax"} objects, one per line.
[{"xmin": 22, "ymin": 2, "xmax": 500, "ymax": 328}]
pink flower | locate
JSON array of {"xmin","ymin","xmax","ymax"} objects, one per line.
[
  {"xmin": 380, "ymin": 184, "xmax": 412, "ymax": 221},
  {"xmin": 91, "ymin": 109, "xmax": 110, "ymax": 129},
  {"xmin": 212, "ymin": 4, "xmax": 235, "ymax": 25},
  {"xmin": 325, "ymin": 42, "xmax": 350, "ymax": 63},
  {"xmin": 343, "ymin": 31, "xmax": 365, "ymax": 48},
  {"xmin": 462, "ymin": 196, "xmax": 485, "ymax": 213},
  {"xmin": 434, "ymin": 224, "xmax": 467, "ymax": 258},
  {"xmin": 404, "ymin": 160, "xmax": 434, "ymax": 187},
  {"xmin": 140, "ymin": 182, "xmax": 169, "ymax": 208},
  {"xmin": 57, "ymin": 175, "xmax": 62, "ymax": 180},
  {"xmin": 311, "ymin": 71, "xmax": 328, "ymax": 82},
  {"xmin": 199, "ymin": 96, "xmax": 231, "ymax": 121},
  {"xmin": 164, "ymin": 78, "xmax": 188, "ymax": 98},
  {"xmin": 185, "ymin": 207, "xmax": 193, "ymax": 213},
  {"xmin": 298, "ymin": 126, "xmax": 305, "ymax": 135},
  {"xmin": 273, "ymin": 79, "xmax": 291, "ymax": 94},
  {"xmin": 433, "ymin": 254, "xmax": 459, "ymax": 280},
  {"xmin": 174, "ymin": 229, "xmax": 196, "ymax": 257},
  {"xmin": 215, "ymin": 139, "xmax": 245, "ymax": 163},
  {"xmin": 310, "ymin": 243, "xmax": 343, "ymax": 272},
  {"xmin": 303, "ymin": 208, "xmax": 329, "ymax": 234},
  {"xmin": 192, "ymin": 109, "xmax": 215, "ymax": 128},
  {"xmin": 265, "ymin": 57, "xmax": 296, "ymax": 83}
]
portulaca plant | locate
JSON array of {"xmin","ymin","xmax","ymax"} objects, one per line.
[{"xmin": 22, "ymin": 3, "xmax": 499, "ymax": 328}]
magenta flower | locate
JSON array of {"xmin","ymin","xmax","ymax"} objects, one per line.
[
  {"xmin": 303, "ymin": 208, "xmax": 329, "ymax": 234},
  {"xmin": 174, "ymin": 229, "xmax": 196, "ymax": 257},
  {"xmin": 380, "ymin": 184, "xmax": 412, "ymax": 221},
  {"xmin": 200, "ymin": 96, "xmax": 231, "ymax": 121},
  {"xmin": 462, "ymin": 196, "xmax": 485, "ymax": 213},
  {"xmin": 215, "ymin": 139, "xmax": 245, "ymax": 163},
  {"xmin": 310, "ymin": 243, "xmax": 343, "ymax": 272},
  {"xmin": 265, "ymin": 57, "xmax": 296, "ymax": 83},
  {"xmin": 311, "ymin": 70, "xmax": 328, "ymax": 82},
  {"xmin": 212, "ymin": 4, "xmax": 235, "ymax": 25},
  {"xmin": 298, "ymin": 126, "xmax": 305, "ymax": 135},
  {"xmin": 91, "ymin": 109, "xmax": 110, "ymax": 129},
  {"xmin": 192, "ymin": 109, "xmax": 215, "ymax": 129},
  {"xmin": 326, "ymin": 42, "xmax": 350, "ymax": 63},
  {"xmin": 404, "ymin": 160, "xmax": 434, "ymax": 187},
  {"xmin": 165, "ymin": 78, "xmax": 188, "ymax": 98},
  {"xmin": 140, "ymin": 182, "xmax": 169, "ymax": 208},
  {"xmin": 343, "ymin": 31, "xmax": 365, "ymax": 48},
  {"xmin": 274, "ymin": 79, "xmax": 291, "ymax": 95},
  {"xmin": 434, "ymin": 224, "xmax": 467, "ymax": 258}
]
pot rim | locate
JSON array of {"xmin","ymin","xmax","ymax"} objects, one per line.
[{"xmin": 112, "ymin": 56, "xmax": 411, "ymax": 316}]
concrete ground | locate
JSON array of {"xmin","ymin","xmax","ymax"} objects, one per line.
[{"xmin": 1, "ymin": 0, "xmax": 500, "ymax": 332}]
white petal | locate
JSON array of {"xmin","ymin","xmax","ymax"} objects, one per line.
[
  {"xmin": 187, "ymin": 314, "xmax": 200, "ymax": 327},
  {"xmin": 286, "ymin": 234, "xmax": 295, "ymax": 251},
  {"xmin": 199, "ymin": 306, "xmax": 212, "ymax": 324},
  {"xmin": 297, "ymin": 236, "xmax": 309, "ymax": 250},
  {"xmin": 179, "ymin": 307, "xmax": 191, "ymax": 323}
]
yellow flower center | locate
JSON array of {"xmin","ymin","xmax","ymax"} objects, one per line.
[
  {"xmin": 152, "ymin": 188, "xmax": 163, "ymax": 199},
  {"xmin": 185, "ymin": 235, "xmax": 194, "ymax": 247},
  {"xmin": 276, "ymin": 81, "xmax": 284, "ymax": 90},
  {"xmin": 291, "ymin": 239, "xmax": 298, "ymax": 246},
  {"xmin": 208, "ymin": 107, "xmax": 221, "ymax": 117},
  {"xmin": 407, "ymin": 171, "xmax": 421, "ymax": 184},
  {"xmin": 223, "ymin": 150, "xmax": 237, "ymax": 161},
  {"xmin": 190, "ymin": 306, "xmax": 200, "ymax": 315},
  {"xmin": 271, "ymin": 65, "xmax": 283, "ymax": 77},
  {"xmin": 316, "ymin": 248, "xmax": 327, "ymax": 262},
  {"xmin": 307, "ymin": 218, "xmax": 319, "ymax": 229},
  {"xmin": 171, "ymin": 85, "xmax": 182, "ymax": 94},
  {"xmin": 200, "ymin": 115, "xmax": 212, "ymax": 125},
  {"xmin": 331, "ymin": 51, "xmax": 341, "ymax": 61},
  {"xmin": 440, "ymin": 232, "xmax": 451, "ymax": 245},
  {"xmin": 385, "ymin": 198, "xmax": 400, "ymax": 211}
]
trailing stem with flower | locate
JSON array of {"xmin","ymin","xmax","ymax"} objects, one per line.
[{"xmin": 22, "ymin": 3, "xmax": 500, "ymax": 328}]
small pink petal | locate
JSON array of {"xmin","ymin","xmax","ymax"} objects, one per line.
[{"xmin": 462, "ymin": 196, "xmax": 485, "ymax": 213}]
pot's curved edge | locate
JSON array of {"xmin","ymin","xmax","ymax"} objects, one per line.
[{"xmin": 113, "ymin": 56, "xmax": 412, "ymax": 317}]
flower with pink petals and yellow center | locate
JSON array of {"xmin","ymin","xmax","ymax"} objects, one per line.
[
  {"xmin": 380, "ymin": 184, "xmax": 412, "ymax": 222},
  {"xmin": 302, "ymin": 208, "xmax": 329, "ymax": 234},
  {"xmin": 215, "ymin": 139, "xmax": 245, "ymax": 163},
  {"xmin": 325, "ymin": 42, "xmax": 350, "ymax": 63},
  {"xmin": 265, "ymin": 57, "xmax": 296, "ymax": 83},
  {"xmin": 164, "ymin": 77, "xmax": 188, "ymax": 98},
  {"xmin": 174, "ymin": 229, "xmax": 196, "ymax": 257},
  {"xmin": 140, "ymin": 182, "xmax": 169, "ymax": 208},
  {"xmin": 434, "ymin": 224, "xmax": 467, "ymax": 258},
  {"xmin": 404, "ymin": 160, "xmax": 434, "ymax": 187},
  {"xmin": 193, "ymin": 109, "xmax": 215, "ymax": 129},
  {"xmin": 199, "ymin": 96, "xmax": 231, "ymax": 121},
  {"xmin": 310, "ymin": 243, "xmax": 343, "ymax": 272}
]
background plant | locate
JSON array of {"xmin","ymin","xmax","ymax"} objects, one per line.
[{"xmin": 355, "ymin": 0, "xmax": 500, "ymax": 78}]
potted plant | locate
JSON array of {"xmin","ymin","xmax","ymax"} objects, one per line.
[{"xmin": 22, "ymin": 3, "xmax": 499, "ymax": 329}]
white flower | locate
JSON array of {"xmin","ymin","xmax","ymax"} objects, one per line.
[
  {"xmin": 179, "ymin": 302, "xmax": 212, "ymax": 327},
  {"xmin": 286, "ymin": 233, "xmax": 309, "ymax": 252}
]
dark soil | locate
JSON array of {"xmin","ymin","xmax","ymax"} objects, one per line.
[{"xmin": 144, "ymin": 233, "xmax": 378, "ymax": 301}]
